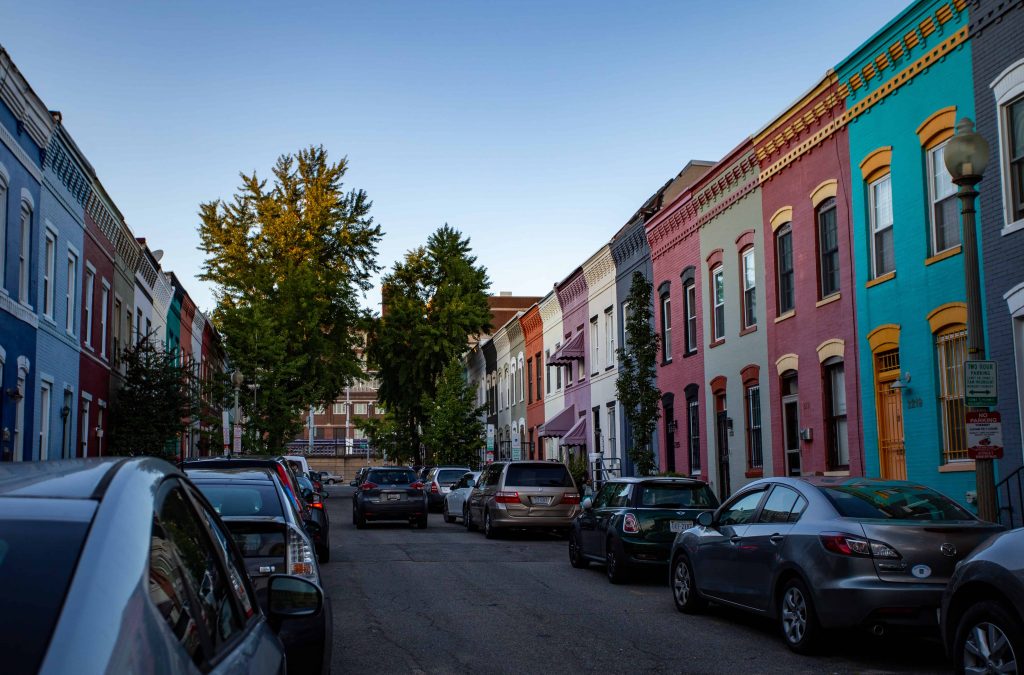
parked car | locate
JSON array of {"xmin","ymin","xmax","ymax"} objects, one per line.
[
  {"xmin": 181, "ymin": 457, "xmax": 330, "ymax": 564},
  {"xmin": 352, "ymin": 467, "xmax": 428, "ymax": 528},
  {"xmin": 184, "ymin": 466, "xmax": 333, "ymax": 674},
  {"xmin": 0, "ymin": 458, "xmax": 325, "ymax": 675},
  {"xmin": 444, "ymin": 471, "xmax": 481, "ymax": 523},
  {"xmin": 424, "ymin": 466, "xmax": 472, "ymax": 511},
  {"xmin": 569, "ymin": 477, "xmax": 719, "ymax": 583},
  {"xmin": 941, "ymin": 527, "xmax": 1024, "ymax": 675},
  {"xmin": 669, "ymin": 477, "xmax": 1004, "ymax": 653},
  {"xmin": 318, "ymin": 471, "xmax": 342, "ymax": 485},
  {"xmin": 296, "ymin": 474, "xmax": 332, "ymax": 561},
  {"xmin": 466, "ymin": 461, "xmax": 580, "ymax": 538}
]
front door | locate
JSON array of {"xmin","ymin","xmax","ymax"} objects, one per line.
[
  {"xmin": 665, "ymin": 405, "xmax": 676, "ymax": 473},
  {"xmin": 715, "ymin": 393, "xmax": 729, "ymax": 502},
  {"xmin": 782, "ymin": 397, "xmax": 801, "ymax": 476},
  {"xmin": 875, "ymin": 350, "xmax": 907, "ymax": 480}
]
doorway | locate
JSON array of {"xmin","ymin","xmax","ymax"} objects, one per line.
[
  {"xmin": 715, "ymin": 393, "xmax": 729, "ymax": 501},
  {"xmin": 781, "ymin": 371, "xmax": 801, "ymax": 476},
  {"xmin": 875, "ymin": 350, "xmax": 906, "ymax": 480}
]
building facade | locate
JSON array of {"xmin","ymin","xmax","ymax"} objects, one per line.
[
  {"xmin": 520, "ymin": 303, "xmax": 545, "ymax": 460},
  {"xmin": 582, "ymin": 245, "xmax": 620, "ymax": 478},
  {"xmin": 539, "ymin": 291, "xmax": 565, "ymax": 459},
  {"xmin": 552, "ymin": 268, "xmax": 590, "ymax": 460}
]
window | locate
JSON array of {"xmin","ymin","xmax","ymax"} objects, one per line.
[
  {"xmin": 65, "ymin": 254, "xmax": 77, "ymax": 334},
  {"xmin": 555, "ymin": 345, "xmax": 562, "ymax": 389},
  {"xmin": 718, "ymin": 489, "xmax": 766, "ymax": 526},
  {"xmin": 146, "ymin": 318, "xmax": 152, "ymax": 342},
  {"xmin": 113, "ymin": 298, "xmax": 122, "ymax": 363},
  {"xmin": 518, "ymin": 356, "xmax": 525, "ymax": 403},
  {"xmin": 80, "ymin": 397, "xmax": 89, "ymax": 457},
  {"xmin": 607, "ymin": 404, "xmax": 616, "ymax": 457},
  {"xmin": 333, "ymin": 402, "xmax": 344, "ymax": 415},
  {"xmin": 604, "ymin": 308, "xmax": 614, "ymax": 368},
  {"xmin": 18, "ymin": 201, "xmax": 31, "ymax": 304},
  {"xmin": 688, "ymin": 398, "xmax": 700, "ymax": 472},
  {"xmin": 758, "ymin": 485, "xmax": 805, "ymax": 524},
  {"xmin": 869, "ymin": 174, "xmax": 895, "ymax": 278},
  {"xmin": 83, "ymin": 269, "xmax": 95, "ymax": 348},
  {"xmin": 99, "ymin": 285, "xmax": 109, "ymax": 358},
  {"xmin": 661, "ymin": 294, "xmax": 672, "ymax": 361},
  {"xmin": 354, "ymin": 428, "xmax": 366, "ymax": 440},
  {"xmin": 745, "ymin": 384, "xmax": 763, "ymax": 470},
  {"xmin": 136, "ymin": 308, "xmax": 143, "ymax": 344},
  {"xmin": 928, "ymin": 143, "xmax": 959, "ymax": 254},
  {"xmin": 535, "ymin": 352, "xmax": 542, "ymax": 400},
  {"xmin": 817, "ymin": 198, "xmax": 840, "ymax": 298},
  {"xmin": 776, "ymin": 225, "xmax": 794, "ymax": 313},
  {"xmin": 590, "ymin": 317, "xmax": 599, "ymax": 374},
  {"xmin": 314, "ymin": 404, "xmax": 325, "ymax": 415},
  {"xmin": 545, "ymin": 349, "xmax": 552, "ymax": 394},
  {"xmin": 824, "ymin": 360, "xmax": 849, "ymax": 469},
  {"xmin": 527, "ymin": 358, "xmax": 533, "ymax": 404},
  {"xmin": 42, "ymin": 233, "xmax": 56, "ymax": 318},
  {"xmin": 711, "ymin": 266, "xmax": 725, "ymax": 341},
  {"xmin": 684, "ymin": 282, "xmax": 697, "ymax": 354},
  {"xmin": 355, "ymin": 403, "xmax": 368, "ymax": 415},
  {"xmin": 936, "ymin": 327, "xmax": 968, "ymax": 462},
  {"xmin": 39, "ymin": 382, "xmax": 51, "ymax": 460},
  {"xmin": 1006, "ymin": 96, "xmax": 1024, "ymax": 222},
  {"xmin": 741, "ymin": 248, "xmax": 756, "ymax": 329}
]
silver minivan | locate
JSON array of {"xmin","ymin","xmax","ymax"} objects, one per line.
[{"xmin": 466, "ymin": 461, "xmax": 581, "ymax": 538}]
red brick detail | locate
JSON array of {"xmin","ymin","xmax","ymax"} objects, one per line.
[
  {"xmin": 740, "ymin": 364, "xmax": 760, "ymax": 385},
  {"xmin": 705, "ymin": 248, "xmax": 724, "ymax": 268},
  {"xmin": 710, "ymin": 375, "xmax": 727, "ymax": 395},
  {"xmin": 734, "ymin": 229, "xmax": 755, "ymax": 250}
]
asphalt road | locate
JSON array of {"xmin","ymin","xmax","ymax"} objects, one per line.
[{"xmin": 319, "ymin": 486, "xmax": 950, "ymax": 675}]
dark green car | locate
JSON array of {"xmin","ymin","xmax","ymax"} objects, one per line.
[{"xmin": 569, "ymin": 477, "xmax": 719, "ymax": 583}]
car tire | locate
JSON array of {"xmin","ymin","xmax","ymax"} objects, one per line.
[
  {"xmin": 953, "ymin": 599, "xmax": 1024, "ymax": 675},
  {"xmin": 605, "ymin": 537, "xmax": 628, "ymax": 584},
  {"xmin": 778, "ymin": 577, "xmax": 820, "ymax": 654},
  {"xmin": 354, "ymin": 507, "xmax": 366, "ymax": 530},
  {"xmin": 318, "ymin": 540, "xmax": 331, "ymax": 563},
  {"xmin": 327, "ymin": 479, "xmax": 335, "ymax": 485},
  {"xmin": 443, "ymin": 502, "xmax": 456, "ymax": 524},
  {"xmin": 484, "ymin": 510, "xmax": 498, "ymax": 539},
  {"xmin": 672, "ymin": 554, "xmax": 706, "ymax": 614},
  {"xmin": 465, "ymin": 505, "xmax": 478, "ymax": 532},
  {"xmin": 568, "ymin": 530, "xmax": 589, "ymax": 569}
]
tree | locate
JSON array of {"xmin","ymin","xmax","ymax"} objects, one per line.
[
  {"xmin": 368, "ymin": 226, "xmax": 491, "ymax": 464},
  {"xmin": 198, "ymin": 146, "xmax": 381, "ymax": 450},
  {"xmin": 109, "ymin": 335, "xmax": 198, "ymax": 459},
  {"xmin": 422, "ymin": 359, "xmax": 486, "ymax": 467},
  {"xmin": 356, "ymin": 410, "xmax": 418, "ymax": 466},
  {"xmin": 615, "ymin": 271, "xmax": 662, "ymax": 475}
]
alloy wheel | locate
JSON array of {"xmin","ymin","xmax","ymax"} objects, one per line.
[
  {"xmin": 963, "ymin": 621, "xmax": 1017, "ymax": 674},
  {"xmin": 781, "ymin": 587, "xmax": 808, "ymax": 645},
  {"xmin": 673, "ymin": 560, "xmax": 691, "ymax": 606}
]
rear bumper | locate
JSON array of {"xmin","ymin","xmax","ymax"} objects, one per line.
[
  {"xmin": 360, "ymin": 500, "xmax": 426, "ymax": 520},
  {"xmin": 813, "ymin": 577, "xmax": 944, "ymax": 629},
  {"xmin": 490, "ymin": 506, "xmax": 577, "ymax": 529},
  {"xmin": 621, "ymin": 539, "xmax": 672, "ymax": 566}
]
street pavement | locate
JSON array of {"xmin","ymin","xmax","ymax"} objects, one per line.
[{"xmin": 320, "ymin": 486, "xmax": 950, "ymax": 675}]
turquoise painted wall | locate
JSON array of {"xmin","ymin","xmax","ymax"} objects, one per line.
[{"xmin": 837, "ymin": 0, "xmax": 980, "ymax": 507}]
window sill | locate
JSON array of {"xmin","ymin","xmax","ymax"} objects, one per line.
[
  {"xmin": 683, "ymin": 349, "xmax": 698, "ymax": 358},
  {"xmin": 708, "ymin": 339, "xmax": 725, "ymax": 349},
  {"xmin": 815, "ymin": 294, "xmax": 841, "ymax": 308},
  {"xmin": 1001, "ymin": 218, "xmax": 1024, "ymax": 237},
  {"xmin": 42, "ymin": 314, "xmax": 57, "ymax": 326},
  {"xmin": 866, "ymin": 271, "xmax": 895, "ymax": 288},
  {"xmin": 738, "ymin": 325, "xmax": 757, "ymax": 337},
  {"xmin": 823, "ymin": 470, "xmax": 850, "ymax": 476},
  {"xmin": 939, "ymin": 460, "xmax": 976, "ymax": 473},
  {"xmin": 605, "ymin": 365, "xmax": 615, "ymax": 372},
  {"xmin": 744, "ymin": 469, "xmax": 763, "ymax": 478},
  {"xmin": 925, "ymin": 245, "xmax": 961, "ymax": 266},
  {"xmin": 774, "ymin": 310, "xmax": 796, "ymax": 324}
]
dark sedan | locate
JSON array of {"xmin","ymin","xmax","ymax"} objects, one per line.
[
  {"xmin": 352, "ymin": 467, "xmax": 428, "ymax": 528},
  {"xmin": 670, "ymin": 477, "xmax": 1004, "ymax": 653},
  {"xmin": 569, "ymin": 477, "xmax": 719, "ymax": 583}
]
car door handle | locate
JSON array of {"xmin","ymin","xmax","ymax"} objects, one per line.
[
  {"xmin": 730, "ymin": 536, "xmax": 741, "ymax": 544},
  {"xmin": 769, "ymin": 534, "xmax": 784, "ymax": 544}
]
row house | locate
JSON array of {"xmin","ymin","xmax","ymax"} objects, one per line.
[
  {"xmin": 582, "ymin": 245, "xmax": 620, "ymax": 476},
  {"xmin": 520, "ymin": 303, "xmax": 544, "ymax": 460},
  {"xmin": 545, "ymin": 268, "xmax": 590, "ymax": 461},
  {"xmin": 493, "ymin": 318, "xmax": 513, "ymax": 456},
  {"xmin": 508, "ymin": 313, "xmax": 527, "ymax": 458},
  {"xmin": 539, "ymin": 291, "xmax": 564, "ymax": 459}
]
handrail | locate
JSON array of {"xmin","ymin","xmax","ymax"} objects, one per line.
[{"xmin": 995, "ymin": 464, "xmax": 1024, "ymax": 529}]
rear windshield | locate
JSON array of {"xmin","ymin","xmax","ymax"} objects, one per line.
[
  {"xmin": 436, "ymin": 469, "xmax": 467, "ymax": 484},
  {"xmin": 196, "ymin": 483, "xmax": 283, "ymax": 518},
  {"xmin": 822, "ymin": 484, "xmax": 974, "ymax": 521},
  {"xmin": 1, "ymin": 519, "xmax": 90, "ymax": 674},
  {"xmin": 227, "ymin": 524, "xmax": 286, "ymax": 559},
  {"xmin": 505, "ymin": 464, "xmax": 574, "ymax": 488},
  {"xmin": 638, "ymin": 484, "xmax": 718, "ymax": 509},
  {"xmin": 368, "ymin": 470, "xmax": 418, "ymax": 485}
]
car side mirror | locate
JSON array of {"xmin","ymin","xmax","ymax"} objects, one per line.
[
  {"xmin": 696, "ymin": 511, "xmax": 714, "ymax": 528},
  {"xmin": 581, "ymin": 497, "xmax": 593, "ymax": 511},
  {"xmin": 267, "ymin": 575, "xmax": 323, "ymax": 623},
  {"xmin": 308, "ymin": 493, "xmax": 322, "ymax": 506}
]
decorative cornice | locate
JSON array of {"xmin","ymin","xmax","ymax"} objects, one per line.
[
  {"xmin": 0, "ymin": 292, "xmax": 39, "ymax": 328},
  {"xmin": 493, "ymin": 325, "xmax": 511, "ymax": 356},
  {"xmin": 555, "ymin": 269, "xmax": 588, "ymax": 313},
  {"xmin": 506, "ymin": 314, "xmax": 524, "ymax": 345},
  {"xmin": 0, "ymin": 116, "xmax": 42, "ymax": 182},
  {"xmin": 539, "ymin": 293, "xmax": 562, "ymax": 326},
  {"xmin": 0, "ymin": 47, "xmax": 54, "ymax": 150},
  {"xmin": 610, "ymin": 221, "xmax": 648, "ymax": 266},
  {"xmin": 519, "ymin": 305, "xmax": 543, "ymax": 340},
  {"xmin": 582, "ymin": 245, "xmax": 615, "ymax": 289}
]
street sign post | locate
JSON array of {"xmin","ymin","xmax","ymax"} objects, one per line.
[
  {"xmin": 486, "ymin": 424, "xmax": 495, "ymax": 463},
  {"xmin": 966, "ymin": 411, "xmax": 1003, "ymax": 460},
  {"xmin": 965, "ymin": 360, "xmax": 998, "ymax": 407},
  {"xmin": 511, "ymin": 427, "xmax": 521, "ymax": 461}
]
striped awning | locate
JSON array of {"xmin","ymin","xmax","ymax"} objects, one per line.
[
  {"xmin": 538, "ymin": 404, "xmax": 576, "ymax": 437},
  {"xmin": 547, "ymin": 331, "xmax": 584, "ymax": 365},
  {"xmin": 560, "ymin": 416, "xmax": 588, "ymax": 447}
]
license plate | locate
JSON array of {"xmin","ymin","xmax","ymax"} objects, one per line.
[
  {"xmin": 670, "ymin": 520, "xmax": 693, "ymax": 533},
  {"xmin": 387, "ymin": 493, "xmax": 400, "ymax": 501},
  {"xmin": 531, "ymin": 496, "xmax": 552, "ymax": 506}
]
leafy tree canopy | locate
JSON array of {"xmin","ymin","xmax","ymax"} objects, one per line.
[
  {"xmin": 615, "ymin": 271, "xmax": 661, "ymax": 475},
  {"xmin": 422, "ymin": 359, "xmax": 486, "ymax": 468}
]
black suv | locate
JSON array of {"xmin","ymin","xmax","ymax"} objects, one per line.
[{"xmin": 352, "ymin": 467, "xmax": 428, "ymax": 528}]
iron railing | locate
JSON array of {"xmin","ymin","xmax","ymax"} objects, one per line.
[{"xmin": 996, "ymin": 464, "xmax": 1024, "ymax": 529}]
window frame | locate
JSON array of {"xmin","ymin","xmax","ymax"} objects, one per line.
[
  {"xmin": 43, "ymin": 231, "xmax": 56, "ymax": 319},
  {"xmin": 711, "ymin": 266, "xmax": 725, "ymax": 342},
  {"xmin": 927, "ymin": 141, "xmax": 960, "ymax": 256},
  {"xmin": 100, "ymin": 282, "xmax": 110, "ymax": 359},
  {"xmin": 745, "ymin": 383, "xmax": 763, "ymax": 471},
  {"xmin": 869, "ymin": 173, "xmax": 895, "ymax": 279},
  {"xmin": 816, "ymin": 198, "xmax": 840, "ymax": 299},
  {"xmin": 84, "ymin": 268, "xmax": 95, "ymax": 349},
  {"xmin": 740, "ymin": 247, "xmax": 756, "ymax": 329},
  {"xmin": 935, "ymin": 326, "xmax": 968, "ymax": 463},
  {"xmin": 18, "ymin": 200, "xmax": 32, "ymax": 305},
  {"xmin": 824, "ymin": 359, "xmax": 849, "ymax": 470},
  {"xmin": 604, "ymin": 307, "xmax": 614, "ymax": 368},
  {"xmin": 776, "ymin": 224, "xmax": 794, "ymax": 314},
  {"xmin": 590, "ymin": 316, "xmax": 600, "ymax": 375},
  {"xmin": 687, "ymin": 395, "xmax": 700, "ymax": 474},
  {"xmin": 65, "ymin": 253, "xmax": 77, "ymax": 335},
  {"xmin": 660, "ymin": 293, "xmax": 672, "ymax": 362},
  {"xmin": 998, "ymin": 91, "xmax": 1024, "ymax": 230},
  {"xmin": 684, "ymin": 281, "xmax": 697, "ymax": 354},
  {"xmin": 0, "ymin": 172, "xmax": 6, "ymax": 284}
]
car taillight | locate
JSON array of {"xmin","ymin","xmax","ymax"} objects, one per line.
[
  {"xmin": 310, "ymin": 501, "xmax": 324, "ymax": 510},
  {"xmin": 623, "ymin": 513, "xmax": 640, "ymax": 534},
  {"xmin": 819, "ymin": 532, "xmax": 901, "ymax": 559},
  {"xmin": 360, "ymin": 482, "xmax": 378, "ymax": 491},
  {"xmin": 431, "ymin": 482, "xmax": 439, "ymax": 493},
  {"xmin": 410, "ymin": 481, "xmax": 425, "ymax": 490},
  {"xmin": 287, "ymin": 527, "xmax": 317, "ymax": 580},
  {"xmin": 495, "ymin": 490, "xmax": 520, "ymax": 504},
  {"xmin": 562, "ymin": 492, "xmax": 580, "ymax": 504}
]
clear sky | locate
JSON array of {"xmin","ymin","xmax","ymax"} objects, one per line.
[{"xmin": 1, "ymin": 0, "xmax": 907, "ymax": 313}]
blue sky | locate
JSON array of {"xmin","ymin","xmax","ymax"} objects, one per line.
[{"xmin": 1, "ymin": 0, "xmax": 906, "ymax": 313}]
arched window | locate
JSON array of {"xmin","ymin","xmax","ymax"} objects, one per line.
[
  {"xmin": 775, "ymin": 224, "xmax": 794, "ymax": 314},
  {"xmin": 816, "ymin": 198, "xmax": 840, "ymax": 299}
]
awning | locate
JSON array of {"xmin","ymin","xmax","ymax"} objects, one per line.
[
  {"xmin": 560, "ymin": 416, "xmax": 588, "ymax": 447},
  {"xmin": 539, "ymin": 404, "xmax": 576, "ymax": 437},
  {"xmin": 548, "ymin": 331, "xmax": 585, "ymax": 365}
]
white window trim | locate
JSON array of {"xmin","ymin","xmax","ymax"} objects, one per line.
[
  {"xmin": 685, "ymin": 282, "xmax": 697, "ymax": 354},
  {"xmin": 742, "ymin": 248, "xmax": 756, "ymax": 329},
  {"xmin": 927, "ymin": 141, "xmax": 959, "ymax": 255},
  {"xmin": 42, "ymin": 227, "xmax": 57, "ymax": 320},
  {"xmin": 712, "ymin": 266, "xmax": 725, "ymax": 341},
  {"xmin": 661, "ymin": 295, "xmax": 672, "ymax": 362},
  {"xmin": 100, "ymin": 280, "xmax": 110, "ymax": 359},
  {"xmin": 992, "ymin": 57, "xmax": 1024, "ymax": 236},
  {"xmin": 590, "ymin": 317, "xmax": 600, "ymax": 375},
  {"xmin": 84, "ymin": 265, "xmax": 96, "ymax": 350},
  {"xmin": 868, "ymin": 174, "xmax": 894, "ymax": 279},
  {"xmin": 604, "ymin": 307, "xmax": 614, "ymax": 369},
  {"xmin": 18, "ymin": 197, "xmax": 32, "ymax": 307},
  {"xmin": 65, "ymin": 251, "xmax": 78, "ymax": 335}
]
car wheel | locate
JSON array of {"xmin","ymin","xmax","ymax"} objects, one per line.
[
  {"xmin": 465, "ymin": 505, "xmax": 477, "ymax": 532},
  {"xmin": 605, "ymin": 538, "xmax": 627, "ymax": 584},
  {"xmin": 568, "ymin": 530, "xmax": 589, "ymax": 569},
  {"xmin": 443, "ymin": 502, "xmax": 456, "ymax": 524},
  {"xmin": 672, "ymin": 554, "xmax": 706, "ymax": 613},
  {"xmin": 353, "ymin": 507, "xmax": 366, "ymax": 530},
  {"xmin": 954, "ymin": 600, "xmax": 1024, "ymax": 675},
  {"xmin": 779, "ymin": 577, "xmax": 820, "ymax": 654},
  {"xmin": 318, "ymin": 540, "xmax": 331, "ymax": 563},
  {"xmin": 327, "ymin": 479, "xmax": 335, "ymax": 485},
  {"xmin": 484, "ymin": 510, "xmax": 498, "ymax": 539}
]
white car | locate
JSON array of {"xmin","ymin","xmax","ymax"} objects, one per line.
[
  {"xmin": 318, "ymin": 471, "xmax": 342, "ymax": 485},
  {"xmin": 443, "ymin": 471, "xmax": 480, "ymax": 523}
]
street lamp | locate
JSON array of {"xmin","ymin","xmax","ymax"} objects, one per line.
[
  {"xmin": 230, "ymin": 370, "xmax": 244, "ymax": 457},
  {"xmin": 943, "ymin": 117, "xmax": 995, "ymax": 521}
]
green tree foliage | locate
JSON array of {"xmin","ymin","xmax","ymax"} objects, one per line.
[
  {"xmin": 368, "ymin": 226, "xmax": 491, "ymax": 464},
  {"xmin": 198, "ymin": 146, "xmax": 381, "ymax": 451},
  {"xmin": 109, "ymin": 335, "xmax": 198, "ymax": 459},
  {"xmin": 356, "ymin": 410, "xmax": 418, "ymax": 465},
  {"xmin": 422, "ymin": 359, "xmax": 485, "ymax": 467},
  {"xmin": 615, "ymin": 271, "xmax": 662, "ymax": 475}
]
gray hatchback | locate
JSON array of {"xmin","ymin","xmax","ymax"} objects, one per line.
[{"xmin": 669, "ymin": 477, "xmax": 1004, "ymax": 653}]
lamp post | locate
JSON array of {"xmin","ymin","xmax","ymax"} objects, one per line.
[
  {"xmin": 943, "ymin": 117, "xmax": 995, "ymax": 522},
  {"xmin": 230, "ymin": 370, "xmax": 244, "ymax": 457}
]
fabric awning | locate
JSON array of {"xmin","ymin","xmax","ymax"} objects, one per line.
[
  {"xmin": 560, "ymin": 416, "xmax": 588, "ymax": 447},
  {"xmin": 548, "ymin": 331, "xmax": 585, "ymax": 365},
  {"xmin": 539, "ymin": 404, "xmax": 576, "ymax": 437}
]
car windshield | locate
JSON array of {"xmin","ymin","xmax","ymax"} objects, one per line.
[
  {"xmin": 638, "ymin": 484, "xmax": 718, "ymax": 509},
  {"xmin": 0, "ymin": 518, "xmax": 91, "ymax": 674},
  {"xmin": 821, "ymin": 484, "xmax": 974, "ymax": 521},
  {"xmin": 505, "ymin": 464, "xmax": 574, "ymax": 488},
  {"xmin": 196, "ymin": 483, "xmax": 284, "ymax": 517},
  {"xmin": 437, "ymin": 469, "xmax": 467, "ymax": 484},
  {"xmin": 368, "ymin": 470, "xmax": 418, "ymax": 485}
]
